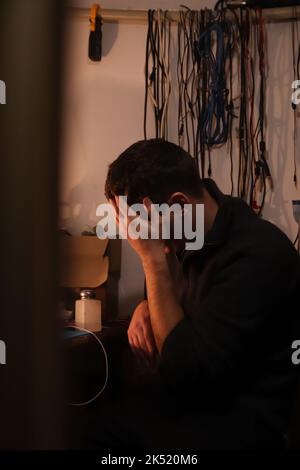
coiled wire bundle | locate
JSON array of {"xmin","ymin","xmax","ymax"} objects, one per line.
[{"xmin": 144, "ymin": 3, "xmax": 273, "ymax": 215}]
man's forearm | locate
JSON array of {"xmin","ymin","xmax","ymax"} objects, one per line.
[{"xmin": 142, "ymin": 256, "xmax": 184, "ymax": 354}]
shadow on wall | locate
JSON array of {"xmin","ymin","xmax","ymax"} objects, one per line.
[
  {"xmin": 101, "ymin": 22, "xmax": 118, "ymax": 58},
  {"xmin": 60, "ymin": 177, "xmax": 101, "ymax": 234}
]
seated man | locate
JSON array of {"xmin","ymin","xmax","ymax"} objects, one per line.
[{"xmin": 78, "ymin": 139, "xmax": 300, "ymax": 450}]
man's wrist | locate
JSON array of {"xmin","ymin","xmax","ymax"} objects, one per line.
[{"xmin": 141, "ymin": 251, "xmax": 168, "ymax": 272}]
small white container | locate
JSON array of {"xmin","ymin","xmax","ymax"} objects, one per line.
[{"xmin": 75, "ymin": 288, "xmax": 102, "ymax": 332}]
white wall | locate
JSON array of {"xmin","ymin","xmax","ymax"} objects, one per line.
[
  {"xmin": 67, "ymin": 0, "xmax": 215, "ymax": 9},
  {"xmin": 60, "ymin": 1, "xmax": 300, "ymax": 316}
]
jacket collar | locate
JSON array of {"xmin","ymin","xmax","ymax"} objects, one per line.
[{"xmin": 178, "ymin": 179, "xmax": 233, "ymax": 263}]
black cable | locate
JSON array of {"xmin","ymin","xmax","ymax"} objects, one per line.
[
  {"xmin": 255, "ymin": 7, "xmax": 272, "ymax": 216},
  {"xmin": 144, "ymin": 10, "xmax": 171, "ymax": 140},
  {"xmin": 240, "ymin": 8, "xmax": 252, "ymax": 200},
  {"xmin": 228, "ymin": 14, "xmax": 235, "ymax": 195},
  {"xmin": 199, "ymin": 9, "xmax": 208, "ymax": 177},
  {"xmin": 166, "ymin": 11, "xmax": 172, "ymax": 140},
  {"xmin": 194, "ymin": 13, "xmax": 234, "ymax": 147},
  {"xmin": 144, "ymin": 4, "xmax": 274, "ymax": 213},
  {"xmin": 177, "ymin": 11, "xmax": 184, "ymax": 146},
  {"xmin": 177, "ymin": 7, "xmax": 198, "ymax": 158},
  {"xmin": 144, "ymin": 11, "xmax": 151, "ymax": 139}
]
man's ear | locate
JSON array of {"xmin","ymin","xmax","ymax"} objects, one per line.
[{"xmin": 168, "ymin": 192, "xmax": 192, "ymax": 208}]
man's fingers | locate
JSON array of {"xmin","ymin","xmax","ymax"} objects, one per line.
[
  {"xmin": 129, "ymin": 332, "xmax": 150, "ymax": 367},
  {"xmin": 129, "ymin": 329, "xmax": 152, "ymax": 367},
  {"xmin": 129, "ymin": 335, "xmax": 145, "ymax": 367},
  {"xmin": 127, "ymin": 299, "xmax": 157, "ymax": 368},
  {"xmin": 142, "ymin": 323, "xmax": 157, "ymax": 358},
  {"xmin": 113, "ymin": 196, "xmax": 138, "ymax": 239},
  {"xmin": 136, "ymin": 335, "xmax": 152, "ymax": 367}
]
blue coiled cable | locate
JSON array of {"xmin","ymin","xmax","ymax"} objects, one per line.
[{"xmin": 194, "ymin": 19, "xmax": 233, "ymax": 147}]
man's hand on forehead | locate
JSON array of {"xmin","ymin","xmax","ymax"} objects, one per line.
[{"xmin": 110, "ymin": 195, "xmax": 173, "ymax": 255}]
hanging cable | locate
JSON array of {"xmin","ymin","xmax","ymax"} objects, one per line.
[
  {"xmin": 248, "ymin": 11, "xmax": 257, "ymax": 210},
  {"xmin": 251, "ymin": 8, "xmax": 272, "ymax": 216},
  {"xmin": 227, "ymin": 8, "xmax": 237, "ymax": 196},
  {"xmin": 144, "ymin": 9, "xmax": 171, "ymax": 140},
  {"xmin": 194, "ymin": 13, "xmax": 234, "ymax": 147},
  {"xmin": 144, "ymin": 4, "xmax": 276, "ymax": 214},
  {"xmin": 237, "ymin": 7, "xmax": 251, "ymax": 200},
  {"xmin": 177, "ymin": 7, "xmax": 199, "ymax": 159},
  {"xmin": 177, "ymin": 5, "xmax": 239, "ymax": 180},
  {"xmin": 196, "ymin": 9, "xmax": 209, "ymax": 177}
]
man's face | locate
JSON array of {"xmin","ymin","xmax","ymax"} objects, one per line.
[{"xmin": 107, "ymin": 191, "xmax": 204, "ymax": 252}]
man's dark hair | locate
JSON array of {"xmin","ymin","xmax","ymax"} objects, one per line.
[{"xmin": 105, "ymin": 139, "xmax": 203, "ymax": 205}]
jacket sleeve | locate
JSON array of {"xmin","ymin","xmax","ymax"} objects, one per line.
[{"xmin": 159, "ymin": 248, "xmax": 296, "ymax": 395}]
